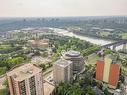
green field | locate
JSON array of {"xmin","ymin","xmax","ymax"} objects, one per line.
[
  {"xmin": 99, "ymin": 31, "xmax": 110, "ymax": 37},
  {"xmin": 120, "ymin": 33, "xmax": 127, "ymax": 39},
  {"xmin": 86, "ymin": 53, "xmax": 100, "ymax": 65},
  {"xmin": 0, "ymin": 45, "xmax": 11, "ymax": 49}
]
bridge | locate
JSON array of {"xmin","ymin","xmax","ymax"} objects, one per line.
[{"xmin": 101, "ymin": 40, "xmax": 127, "ymax": 51}]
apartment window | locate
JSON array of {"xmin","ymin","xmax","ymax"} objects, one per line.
[
  {"xmin": 29, "ymin": 76, "xmax": 36, "ymax": 95},
  {"xmin": 64, "ymin": 67, "xmax": 68, "ymax": 82},
  {"xmin": 20, "ymin": 80, "xmax": 26, "ymax": 95}
]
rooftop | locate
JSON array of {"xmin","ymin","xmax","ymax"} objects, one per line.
[
  {"xmin": 105, "ymin": 54, "xmax": 117, "ymax": 61},
  {"xmin": 7, "ymin": 64, "xmax": 42, "ymax": 81},
  {"xmin": 64, "ymin": 50, "xmax": 80, "ymax": 57},
  {"xmin": 97, "ymin": 54, "xmax": 120, "ymax": 65},
  {"xmin": 55, "ymin": 59, "xmax": 72, "ymax": 67},
  {"xmin": 28, "ymin": 39, "xmax": 49, "ymax": 45}
]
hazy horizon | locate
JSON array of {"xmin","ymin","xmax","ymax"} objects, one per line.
[{"xmin": 0, "ymin": 0, "xmax": 127, "ymax": 17}]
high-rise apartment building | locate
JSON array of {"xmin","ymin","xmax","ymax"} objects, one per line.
[
  {"xmin": 53, "ymin": 59, "xmax": 73, "ymax": 84},
  {"xmin": 125, "ymin": 76, "xmax": 127, "ymax": 94},
  {"xmin": 6, "ymin": 64, "xmax": 44, "ymax": 95},
  {"xmin": 62, "ymin": 50, "xmax": 84, "ymax": 73},
  {"xmin": 96, "ymin": 55, "xmax": 120, "ymax": 89}
]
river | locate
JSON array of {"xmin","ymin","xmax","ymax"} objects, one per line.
[{"xmin": 53, "ymin": 28, "xmax": 122, "ymax": 50}]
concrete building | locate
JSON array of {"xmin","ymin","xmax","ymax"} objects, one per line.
[
  {"xmin": 96, "ymin": 55, "xmax": 120, "ymax": 89},
  {"xmin": 6, "ymin": 64, "xmax": 44, "ymax": 95},
  {"xmin": 62, "ymin": 50, "xmax": 84, "ymax": 73},
  {"xmin": 43, "ymin": 81, "xmax": 55, "ymax": 95},
  {"xmin": 125, "ymin": 76, "xmax": 127, "ymax": 94},
  {"xmin": 53, "ymin": 59, "xmax": 73, "ymax": 84},
  {"xmin": 28, "ymin": 39, "xmax": 49, "ymax": 49}
]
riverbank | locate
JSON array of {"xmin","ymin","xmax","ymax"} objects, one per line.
[
  {"xmin": 73, "ymin": 32, "xmax": 119, "ymax": 41},
  {"xmin": 53, "ymin": 28, "xmax": 126, "ymax": 51},
  {"xmin": 53, "ymin": 28, "xmax": 114, "ymax": 46}
]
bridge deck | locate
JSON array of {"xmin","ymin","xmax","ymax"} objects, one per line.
[{"xmin": 101, "ymin": 40, "xmax": 127, "ymax": 47}]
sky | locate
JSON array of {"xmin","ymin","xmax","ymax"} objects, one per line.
[{"xmin": 0, "ymin": 0, "xmax": 127, "ymax": 17}]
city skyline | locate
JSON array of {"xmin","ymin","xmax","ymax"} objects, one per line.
[{"xmin": 0, "ymin": 0, "xmax": 127, "ymax": 17}]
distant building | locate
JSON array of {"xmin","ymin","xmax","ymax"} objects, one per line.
[
  {"xmin": 125, "ymin": 76, "xmax": 127, "ymax": 94},
  {"xmin": 28, "ymin": 39, "xmax": 49, "ymax": 49},
  {"xmin": 62, "ymin": 50, "xmax": 84, "ymax": 73},
  {"xmin": 96, "ymin": 55, "xmax": 120, "ymax": 89},
  {"xmin": 7, "ymin": 64, "xmax": 44, "ymax": 95},
  {"xmin": 53, "ymin": 59, "xmax": 73, "ymax": 84}
]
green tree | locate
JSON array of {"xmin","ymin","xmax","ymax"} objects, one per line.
[
  {"xmin": 66, "ymin": 85, "xmax": 85, "ymax": 95},
  {"xmin": 39, "ymin": 64, "xmax": 46, "ymax": 70},
  {"xmin": 7, "ymin": 57, "xmax": 24, "ymax": 68},
  {"xmin": 56, "ymin": 83, "xmax": 69, "ymax": 95},
  {"xmin": 85, "ymin": 86, "xmax": 96, "ymax": 95},
  {"xmin": 41, "ymin": 51, "xmax": 48, "ymax": 57}
]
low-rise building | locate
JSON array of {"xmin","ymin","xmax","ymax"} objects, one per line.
[
  {"xmin": 28, "ymin": 39, "xmax": 49, "ymax": 49},
  {"xmin": 53, "ymin": 59, "xmax": 73, "ymax": 84}
]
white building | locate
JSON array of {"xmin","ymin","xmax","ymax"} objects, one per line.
[
  {"xmin": 6, "ymin": 64, "xmax": 44, "ymax": 95},
  {"xmin": 53, "ymin": 59, "xmax": 73, "ymax": 84}
]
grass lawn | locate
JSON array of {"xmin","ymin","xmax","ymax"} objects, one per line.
[
  {"xmin": 99, "ymin": 31, "xmax": 110, "ymax": 37},
  {"xmin": 86, "ymin": 53, "xmax": 100, "ymax": 65},
  {"xmin": 120, "ymin": 33, "xmax": 127, "ymax": 39},
  {"xmin": 0, "ymin": 45, "xmax": 11, "ymax": 49}
]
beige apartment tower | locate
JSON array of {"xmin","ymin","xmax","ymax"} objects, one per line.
[
  {"xmin": 53, "ymin": 59, "xmax": 73, "ymax": 84},
  {"xmin": 6, "ymin": 64, "xmax": 44, "ymax": 95}
]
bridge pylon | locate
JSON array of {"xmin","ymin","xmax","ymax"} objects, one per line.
[
  {"xmin": 112, "ymin": 45, "xmax": 116, "ymax": 51},
  {"xmin": 122, "ymin": 44, "xmax": 126, "ymax": 52}
]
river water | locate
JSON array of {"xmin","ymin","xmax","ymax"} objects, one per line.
[{"xmin": 53, "ymin": 28, "xmax": 122, "ymax": 50}]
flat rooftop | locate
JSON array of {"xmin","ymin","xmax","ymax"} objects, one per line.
[
  {"xmin": 97, "ymin": 56, "xmax": 120, "ymax": 65},
  {"xmin": 105, "ymin": 54, "xmax": 117, "ymax": 61},
  {"xmin": 7, "ymin": 64, "xmax": 42, "ymax": 81},
  {"xmin": 64, "ymin": 50, "xmax": 80, "ymax": 57},
  {"xmin": 28, "ymin": 39, "xmax": 49, "ymax": 45},
  {"xmin": 55, "ymin": 59, "xmax": 72, "ymax": 67}
]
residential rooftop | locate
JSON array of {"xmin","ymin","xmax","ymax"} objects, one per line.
[
  {"xmin": 63, "ymin": 50, "xmax": 80, "ymax": 57},
  {"xmin": 55, "ymin": 59, "xmax": 72, "ymax": 67},
  {"xmin": 97, "ymin": 54, "xmax": 121, "ymax": 64},
  {"xmin": 105, "ymin": 54, "xmax": 117, "ymax": 61},
  {"xmin": 28, "ymin": 39, "xmax": 49, "ymax": 45},
  {"xmin": 7, "ymin": 64, "xmax": 42, "ymax": 81}
]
